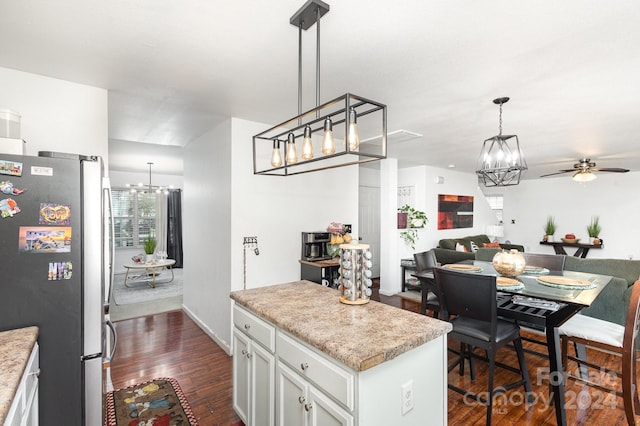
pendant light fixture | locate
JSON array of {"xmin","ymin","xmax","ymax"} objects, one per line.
[
  {"xmin": 476, "ymin": 97, "xmax": 527, "ymax": 187},
  {"xmin": 125, "ymin": 162, "xmax": 172, "ymax": 195},
  {"xmin": 253, "ymin": 0, "xmax": 387, "ymax": 176}
]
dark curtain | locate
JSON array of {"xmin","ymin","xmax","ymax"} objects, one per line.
[{"xmin": 167, "ymin": 189, "xmax": 183, "ymax": 268}]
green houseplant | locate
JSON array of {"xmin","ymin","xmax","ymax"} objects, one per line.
[
  {"xmin": 586, "ymin": 216, "xmax": 601, "ymax": 244},
  {"xmin": 398, "ymin": 204, "xmax": 428, "ymax": 250},
  {"xmin": 143, "ymin": 235, "xmax": 157, "ymax": 255},
  {"xmin": 543, "ymin": 216, "xmax": 557, "ymax": 242}
]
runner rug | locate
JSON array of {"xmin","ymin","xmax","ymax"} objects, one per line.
[{"xmin": 105, "ymin": 377, "xmax": 198, "ymax": 425}]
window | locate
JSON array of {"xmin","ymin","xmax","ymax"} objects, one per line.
[
  {"xmin": 112, "ymin": 189, "xmax": 156, "ymax": 248},
  {"xmin": 485, "ymin": 195, "xmax": 504, "ymax": 224}
]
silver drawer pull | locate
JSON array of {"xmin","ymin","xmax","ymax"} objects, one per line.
[
  {"xmin": 300, "ymin": 362, "xmax": 308, "ymax": 371},
  {"xmin": 298, "ymin": 396, "xmax": 305, "ymax": 404},
  {"xmin": 304, "ymin": 403, "xmax": 313, "ymax": 412},
  {"xmin": 246, "ymin": 352, "xmax": 253, "ymax": 359},
  {"xmin": 244, "ymin": 323, "xmax": 251, "ymax": 330},
  {"xmin": 241, "ymin": 349, "xmax": 247, "ymax": 356},
  {"xmin": 29, "ymin": 369, "xmax": 41, "ymax": 378}
]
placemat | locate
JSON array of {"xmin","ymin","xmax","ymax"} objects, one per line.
[
  {"xmin": 442, "ymin": 264, "xmax": 483, "ymax": 273},
  {"xmin": 523, "ymin": 266, "xmax": 550, "ymax": 275},
  {"xmin": 536, "ymin": 275, "xmax": 596, "ymax": 290},
  {"xmin": 105, "ymin": 377, "xmax": 198, "ymax": 425},
  {"xmin": 497, "ymin": 277, "xmax": 524, "ymax": 290}
]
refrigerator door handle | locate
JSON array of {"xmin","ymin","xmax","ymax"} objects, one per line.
[
  {"xmin": 106, "ymin": 318, "xmax": 117, "ymax": 361},
  {"xmin": 103, "ymin": 181, "xmax": 115, "ymax": 309}
]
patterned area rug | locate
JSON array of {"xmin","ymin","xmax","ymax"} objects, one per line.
[
  {"xmin": 105, "ymin": 378, "xmax": 198, "ymax": 425},
  {"xmin": 112, "ymin": 269, "xmax": 183, "ymax": 305}
]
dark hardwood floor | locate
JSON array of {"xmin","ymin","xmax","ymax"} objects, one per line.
[{"xmin": 110, "ymin": 287, "xmax": 635, "ymax": 425}]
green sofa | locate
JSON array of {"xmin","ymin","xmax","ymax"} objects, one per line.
[
  {"xmin": 564, "ymin": 257, "xmax": 640, "ymax": 326},
  {"xmin": 432, "ymin": 234, "xmax": 524, "ymax": 265}
]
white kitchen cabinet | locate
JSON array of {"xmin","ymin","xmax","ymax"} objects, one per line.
[
  {"xmin": 231, "ymin": 283, "xmax": 450, "ymax": 426},
  {"xmin": 5, "ymin": 342, "xmax": 39, "ymax": 426},
  {"xmin": 232, "ymin": 305, "xmax": 275, "ymax": 426},
  {"xmin": 277, "ymin": 361, "xmax": 352, "ymax": 426}
]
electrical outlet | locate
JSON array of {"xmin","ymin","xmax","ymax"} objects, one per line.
[{"xmin": 401, "ymin": 380, "xmax": 413, "ymax": 415}]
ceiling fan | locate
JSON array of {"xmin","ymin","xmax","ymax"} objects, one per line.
[{"xmin": 540, "ymin": 158, "xmax": 630, "ymax": 182}]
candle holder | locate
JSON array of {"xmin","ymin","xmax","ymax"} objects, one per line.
[{"xmin": 338, "ymin": 243, "xmax": 374, "ymax": 305}]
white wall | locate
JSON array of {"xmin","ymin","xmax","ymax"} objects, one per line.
[
  {"xmin": 483, "ymin": 172, "xmax": 640, "ymax": 259},
  {"xmin": 183, "ymin": 117, "xmax": 359, "ymax": 353},
  {"xmin": 109, "ymin": 169, "xmax": 185, "ymax": 273},
  {"xmin": 375, "ymin": 164, "xmax": 497, "ymax": 295},
  {"xmin": 0, "ymin": 67, "xmax": 108, "ymax": 161},
  {"xmin": 183, "ymin": 119, "xmax": 233, "ymax": 349}
]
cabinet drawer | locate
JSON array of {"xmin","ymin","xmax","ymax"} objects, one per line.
[
  {"xmin": 234, "ymin": 305, "xmax": 275, "ymax": 352},
  {"xmin": 277, "ymin": 332, "xmax": 354, "ymax": 411}
]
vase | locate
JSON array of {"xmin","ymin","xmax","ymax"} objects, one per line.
[
  {"xmin": 397, "ymin": 212, "xmax": 408, "ymax": 229},
  {"xmin": 492, "ymin": 249, "xmax": 526, "ymax": 277}
]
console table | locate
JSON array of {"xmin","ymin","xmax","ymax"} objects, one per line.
[
  {"xmin": 539, "ymin": 241, "xmax": 602, "ymax": 258},
  {"xmin": 400, "ymin": 258, "xmax": 419, "ymax": 292}
]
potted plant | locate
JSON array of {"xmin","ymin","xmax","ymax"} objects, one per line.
[
  {"xmin": 398, "ymin": 204, "xmax": 428, "ymax": 250},
  {"xmin": 143, "ymin": 234, "xmax": 157, "ymax": 262},
  {"xmin": 586, "ymin": 216, "xmax": 602, "ymax": 245},
  {"xmin": 543, "ymin": 216, "xmax": 557, "ymax": 242}
]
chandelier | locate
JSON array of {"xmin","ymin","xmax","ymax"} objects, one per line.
[
  {"xmin": 126, "ymin": 162, "xmax": 171, "ymax": 194},
  {"xmin": 253, "ymin": 0, "xmax": 387, "ymax": 176},
  {"xmin": 476, "ymin": 97, "xmax": 527, "ymax": 186}
]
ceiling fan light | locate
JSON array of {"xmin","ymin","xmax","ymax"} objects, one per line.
[{"xmin": 573, "ymin": 170, "xmax": 597, "ymax": 182}]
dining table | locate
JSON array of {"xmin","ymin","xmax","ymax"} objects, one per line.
[{"xmin": 413, "ymin": 260, "xmax": 612, "ymax": 426}]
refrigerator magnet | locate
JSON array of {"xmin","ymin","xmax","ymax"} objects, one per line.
[
  {"xmin": 0, "ymin": 181, "xmax": 26, "ymax": 195},
  {"xmin": 39, "ymin": 203, "xmax": 71, "ymax": 225},
  {"xmin": 18, "ymin": 226, "xmax": 72, "ymax": 253},
  {"xmin": 0, "ymin": 198, "xmax": 20, "ymax": 218},
  {"xmin": 0, "ymin": 159, "xmax": 22, "ymax": 176}
]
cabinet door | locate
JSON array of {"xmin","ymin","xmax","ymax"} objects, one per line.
[
  {"xmin": 308, "ymin": 386, "xmax": 354, "ymax": 426},
  {"xmin": 250, "ymin": 342, "xmax": 275, "ymax": 426},
  {"xmin": 277, "ymin": 362, "xmax": 308, "ymax": 426},
  {"xmin": 233, "ymin": 329, "xmax": 250, "ymax": 424}
]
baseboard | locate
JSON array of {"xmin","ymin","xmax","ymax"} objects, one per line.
[
  {"xmin": 182, "ymin": 304, "xmax": 232, "ymax": 356},
  {"xmin": 379, "ymin": 289, "xmax": 397, "ymax": 296}
]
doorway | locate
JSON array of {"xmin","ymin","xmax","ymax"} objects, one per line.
[{"xmin": 358, "ymin": 185, "xmax": 381, "ymax": 278}]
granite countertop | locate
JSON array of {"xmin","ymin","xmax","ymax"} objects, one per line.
[
  {"xmin": 0, "ymin": 326, "xmax": 39, "ymax": 425},
  {"xmin": 230, "ymin": 281, "xmax": 451, "ymax": 372}
]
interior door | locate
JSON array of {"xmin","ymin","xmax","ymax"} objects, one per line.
[{"xmin": 358, "ymin": 185, "xmax": 380, "ymax": 278}]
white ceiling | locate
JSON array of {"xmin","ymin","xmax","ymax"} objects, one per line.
[{"xmin": 0, "ymin": 0, "xmax": 638, "ymax": 179}]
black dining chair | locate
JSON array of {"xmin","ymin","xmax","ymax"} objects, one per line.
[
  {"xmin": 522, "ymin": 252, "xmax": 567, "ymax": 271},
  {"xmin": 413, "ymin": 250, "xmax": 440, "ymax": 317},
  {"xmin": 517, "ymin": 253, "xmax": 567, "ymax": 357},
  {"xmin": 433, "ymin": 267, "xmax": 532, "ymax": 425}
]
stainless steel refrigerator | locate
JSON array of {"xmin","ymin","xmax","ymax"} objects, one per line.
[{"xmin": 0, "ymin": 151, "xmax": 116, "ymax": 425}]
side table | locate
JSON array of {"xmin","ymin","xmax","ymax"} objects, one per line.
[{"xmin": 123, "ymin": 259, "xmax": 176, "ymax": 288}]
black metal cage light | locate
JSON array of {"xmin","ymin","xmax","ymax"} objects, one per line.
[{"xmin": 253, "ymin": 0, "xmax": 387, "ymax": 176}]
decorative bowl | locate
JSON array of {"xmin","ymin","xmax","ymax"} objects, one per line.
[
  {"xmin": 560, "ymin": 238, "xmax": 580, "ymax": 244},
  {"xmin": 492, "ymin": 249, "xmax": 526, "ymax": 277}
]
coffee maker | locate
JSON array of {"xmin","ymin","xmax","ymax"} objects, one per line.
[{"xmin": 301, "ymin": 232, "xmax": 331, "ymax": 261}]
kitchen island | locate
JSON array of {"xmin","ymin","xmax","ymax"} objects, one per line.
[
  {"xmin": 230, "ymin": 280, "xmax": 451, "ymax": 426},
  {"xmin": 0, "ymin": 326, "xmax": 39, "ymax": 425}
]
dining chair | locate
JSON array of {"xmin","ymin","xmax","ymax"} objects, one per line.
[
  {"xmin": 515, "ymin": 253, "xmax": 567, "ymax": 357},
  {"xmin": 413, "ymin": 250, "xmax": 440, "ymax": 317},
  {"xmin": 522, "ymin": 252, "xmax": 567, "ymax": 271},
  {"xmin": 559, "ymin": 279, "xmax": 640, "ymax": 426},
  {"xmin": 433, "ymin": 267, "xmax": 532, "ymax": 426}
]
